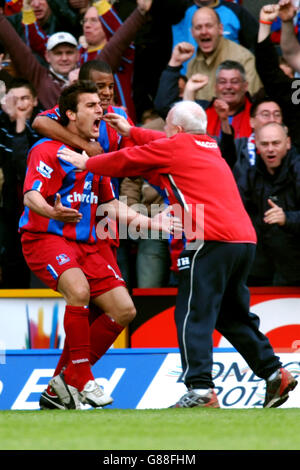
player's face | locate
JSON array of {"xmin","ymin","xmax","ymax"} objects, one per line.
[
  {"xmin": 256, "ymin": 124, "xmax": 290, "ymax": 174},
  {"xmin": 215, "ymin": 69, "xmax": 248, "ymax": 108},
  {"xmin": 74, "ymin": 92, "xmax": 103, "ymax": 139},
  {"xmin": 89, "ymin": 70, "xmax": 115, "ymax": 111},
  {"xmin": 46, "ymin": 45, "xmax": 79, "ymax": 77}
]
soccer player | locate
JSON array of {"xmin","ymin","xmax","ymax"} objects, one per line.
[
  {"xmin": 58, "ymin": 100, "xmax": 298, "ymax": 409},
  {"xmin": 32, "ymin": 59, "xmax": 134, "ymax": 197},
  {"xmin": 19, "ymin": 80, "xmax": 178, "ymax": 410}
]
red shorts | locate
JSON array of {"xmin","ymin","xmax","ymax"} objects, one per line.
[{"xmin": 21, "ymin": 232, "xmax": 126, "ymax": 297}]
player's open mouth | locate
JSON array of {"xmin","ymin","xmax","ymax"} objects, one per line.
[
  {"xmin": 93, "ymin": 119, "xmax": 101, "ymax": 131},
  {"xmin": 266, "ymin": 155, "xmax": 276, "ymax": 162}
]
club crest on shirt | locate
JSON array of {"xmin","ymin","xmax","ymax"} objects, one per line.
[
  {"xmin": 56, "ymin": 254, "xmax": 71, "ymax": 265},
  {"xmin": 36, "ymin": 161, "xmax": 54, "ymax": 179},
  {"xmin": 84, "ymin": 180, "xmax": 92, "ymax": 191}
]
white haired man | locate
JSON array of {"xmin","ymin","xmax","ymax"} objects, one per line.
[{"xmin": 57, "ymin": 100, "xmax": 297, "ymax": 409}]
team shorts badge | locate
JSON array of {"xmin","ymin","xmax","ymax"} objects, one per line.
[{"xmin": 56, "ymin": 253, "xmax": 71, "ymax": 265}]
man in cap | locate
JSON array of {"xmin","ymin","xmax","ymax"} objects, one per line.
[{"xmin": 0, "ymin": 11, "xmax": 79, "ymax": 108}]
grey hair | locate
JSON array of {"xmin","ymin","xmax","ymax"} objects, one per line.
[
  {"xmin": 170, "ymin": 100, "xmax": 207, "ymax": 134},
  {"xmin": 215, "ymin": 60, "xmax": 246, "ymax": 82}
]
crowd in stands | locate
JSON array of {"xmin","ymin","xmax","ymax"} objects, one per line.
[{"xmin": 0, "ymin": 0, "xmax": 300, "ymax": 290}]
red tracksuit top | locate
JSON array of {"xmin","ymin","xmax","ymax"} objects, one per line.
[{"xmin": 85, "ymin": 127, "xmax": 257, "ymax": 244}]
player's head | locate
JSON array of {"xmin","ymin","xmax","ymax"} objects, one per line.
[
  {"xmin": 59, "ymin": 80, "xmax": 102, "ymax": 139},
  {"xmin": 79, "ymin": 60, "xmax": 114, "ymax": 111},
  {"xmin": 165, "ymin": 100, "xmax": 207, "ymax": 137}
]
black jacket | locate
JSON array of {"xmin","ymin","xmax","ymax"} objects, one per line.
[
  {"xmin": 255, "ymin": 36, "xmax": 300, "ymax": 152},
  {"xmin": 236, "ymin": 150, "xmax": 300, "ymax": 284}
]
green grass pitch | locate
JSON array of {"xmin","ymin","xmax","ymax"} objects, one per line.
[{"xmin": 1, "ymin": 408, "xmax": 300, "ymax": 450}]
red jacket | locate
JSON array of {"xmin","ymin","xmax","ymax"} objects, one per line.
[
  {"xmin": 86, "ymin": 127, "xmax": 257, "ymax": 245},
  {"xmin": 206, "ymin": 95, "xmax": 252, "ymax": 139}
]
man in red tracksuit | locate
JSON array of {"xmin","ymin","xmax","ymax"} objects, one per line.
[{"xmin": 58, "ymin": 100, "xmax": 297, "ymax": 409}]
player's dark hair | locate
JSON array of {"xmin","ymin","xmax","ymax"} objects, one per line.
[
  {"xmin": 59, "ymin": 80, "xmax": 98, "ymax": 126},
  {"xmin": 79, "ymin": 60, "xmax": 112, "ymax": 81}
]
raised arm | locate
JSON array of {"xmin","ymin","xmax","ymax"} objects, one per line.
[
  {"xmin": 32, "ymin": 115, "xmax": 104, "ymax": 156},
  {"xmin": 154, "ymin": 42, "xmax": 195, "ymax": 118},
  {"xmin": 99, "ymin": 0, "xmax": 152, "ymax": 72},
  {"xmin": 257, "ymin": 4, "xmax": 280, "ymax": 43},
  {"xmin": 183, "ymin": 74, "xmax": 209, "ymax": 101},
  {"xmin": 278, "ymin": 0, "xmax": 300, "ymax": 72}
]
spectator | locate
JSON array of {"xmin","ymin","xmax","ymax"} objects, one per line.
[
  {"xmin": 172, "ymin": 0, "xmax": 259, "ymax": 74},
  {"xmin": 236, "ymin": 122, "xmax": 300, "ymax": 286},
  {"xmin": 0, "ymin": 15, "xmax": 79, "ymax": 109},
  {"xmin": 8, "ymin": 0, "xmax": 82, "ymax": 44},
  {"xmin": 255, "ymin": 3, "xmax": 300, "ymax": 152},
  {"xmin": 155, "ymin": 59, "xmax": 253, "ymax": 138},
  {"xmin": 0, "ymin": 78, "xmax": 42, "ymax": 288},
  {"xmin": 218, "ymin": 95, "xmax": 284, "ymax": 180},
  {"xmin": 167, "ymin": 8, "xmax": 262, "ymax": 104}
]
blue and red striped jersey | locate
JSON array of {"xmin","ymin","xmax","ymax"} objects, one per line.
[{"xmin": 19, "ymin": 138, "xmax": 115, "ymax": 243}]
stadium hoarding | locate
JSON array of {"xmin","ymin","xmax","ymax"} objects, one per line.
[
  {"xmin": 0, "ymin": 287, "xmax": 300, "ymax": 351},
  {"xmin": 130, "ymin": 287, "xmax": 300, "ymax": 351},
  {"xmin": 0, "ymin": 289, "xmax": 127, "ymax": 349},
  {"xmin": 0, "ymin": 349, "xmax": 299, "ymax": 410}
]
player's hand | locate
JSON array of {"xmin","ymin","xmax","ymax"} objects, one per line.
[
  {"xmin": 103, "ymin": 113, "xmax": 132, "ymax": 136},
  {"xmin": 260, "ymin": 4, "xmax": 280, "ymax": 23},
  {"xmin": 57, "ymin": 148, "xmax": 89, "ymax": 170},
  {"xmin": 52, "ymin": 193, "xmax": 83, "ymax": 223},
  {"xmin": 151, "ymin": 205, "xmax": 183, "ymax": 236},
  {"xmin": 264, "ymin": 198, "xmax": 286, "ymax": 226}
]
